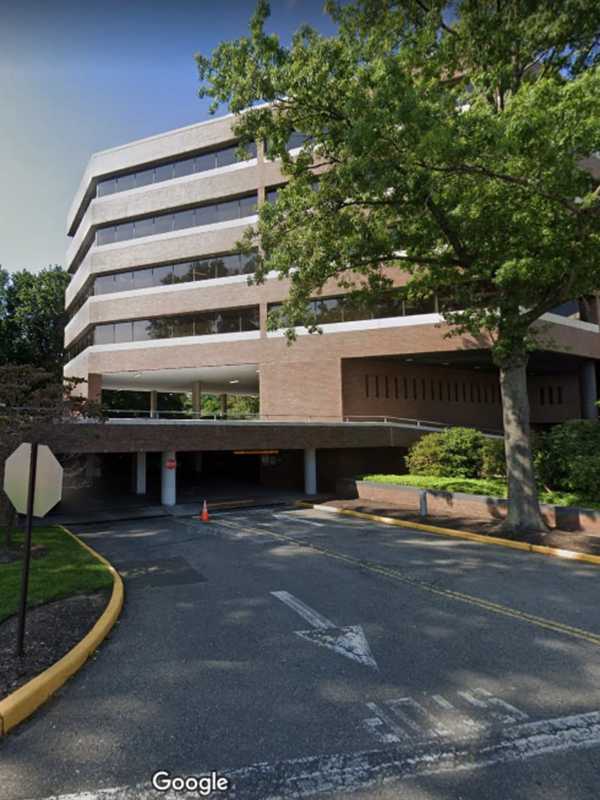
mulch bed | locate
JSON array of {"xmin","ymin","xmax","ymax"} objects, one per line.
[
  {"xmin": 326, "ymin": 499, "xmax": 600, "ymax": 557},
  {"xmin": 0, "ymin": 589, "xmax": 111, "ymax": 701}
]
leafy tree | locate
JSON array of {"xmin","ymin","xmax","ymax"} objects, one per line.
[
  {"xmin": 198, "ymin": 0, "xmax": 600, "ymax": 532},
  {"xmin": 0, "ymin": 266, "xmax": 70, "ymax": 377}
]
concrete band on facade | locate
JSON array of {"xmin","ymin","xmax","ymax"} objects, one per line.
[{"xmin": 63, "ymin": 113, "xmax": 600, "ymax": 504}]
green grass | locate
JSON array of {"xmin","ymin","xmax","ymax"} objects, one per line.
[
  {"xmin": 0, "ymin": 527, "xmax": 113, "ymax": 624},
  {"xmin": 361, "ymin": 474, "xmax": 600, "ymax": 510}
]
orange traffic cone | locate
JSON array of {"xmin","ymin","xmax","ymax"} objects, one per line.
[{"xmin": 200, "ymin": 500, "xmax": 209, "ymax": 522}]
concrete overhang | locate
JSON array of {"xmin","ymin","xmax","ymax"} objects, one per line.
[{"xmin": 101, "ymin": 364, "xmax": 260, "ymax": 394}]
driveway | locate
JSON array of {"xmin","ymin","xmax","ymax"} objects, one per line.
[{"xmin": 2, "ymin": 506, "xmax": 600, "ymax": 799}]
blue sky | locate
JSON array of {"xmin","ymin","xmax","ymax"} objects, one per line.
[{"xmin": 0, "ymin": 0, "xmax": 335, "ymax": 273}]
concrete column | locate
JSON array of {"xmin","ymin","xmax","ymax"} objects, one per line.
[
  {"xmin": 150, "ymin": 390, "xmax": 158, "ymax": 419},
  {"xmin": 87, "ymin": 373, "xmax": 102, "ymax": 403},
  {"xmin": 161, "ymin": 450, "xmax": 176, "ymax": 506},
  {"xmin": 580, "ymin": 361, "xmax": 598, "ymax": 419},
  {"xmin": 192, "ymin": 382, "xmax": 202, "ymax": 417},
  {"xmin": 220, "ymin": 393, "xmax": 228, "ymax": 418},
  {"xmin": 85, "ymin": 454, "xmax": 97, "ymax": 481},
  {"xmin": 194, "ymin": 452, "xmax": 203, "ymax": 473},
  {"xmin": 135, "ymin": 452, "xmax": 147, "ymax": 495},
  {"xmin": 304, "ymin": 448, "xmax": 317, "ymax": 495}
]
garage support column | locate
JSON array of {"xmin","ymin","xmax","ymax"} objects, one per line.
[
  {"xmin": 161, "ymin": 450, "xmax": 176, "ymax": 506},
  {"xmin": 150, "ymin": 390, "xmax": 158, "ymax": 419},
  {"xmin": 304, "ymin": 448, "xmax": 317, "ymax": 496},
  {"xmin": 135, "ymin": 452, "xmax": 147, "ymax": 495},
  {"xmin": 192, "ymin": 382, "xmax": 202, "ymax": 417},
  {"xmin": 220, "ymin": 393, "xmax": 228, "ymax": 418},
  {"xmin": 580, "ymin": 361, "xmax": 598, "ymax": 419}
]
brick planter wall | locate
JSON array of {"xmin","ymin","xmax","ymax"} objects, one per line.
[{"xmin": 355, "ymin": 480, "xmax": 600, "ymax": 534}]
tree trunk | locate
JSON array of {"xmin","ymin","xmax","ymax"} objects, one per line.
[{"xmin": 499, "ymin": 358, "xmax": 547, "ymax": 534}]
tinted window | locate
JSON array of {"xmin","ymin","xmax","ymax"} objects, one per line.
[
  {"xmin": 196, "ymin": 204, "xmax": 217, "ymax": 226},
  {"xmin": 239, "ymin": 195, "xmax": 257, "ymax": 216},
  {"xmin": 196, "ymin": 152, "xmax": 216, "ymax": 172},
  {"xmin": 114, "ymin": 222, "xmax": 134, "ymax": 242},
  {"xmin": 216, "ymin": 146, "xmax": 237, "ymax": 168},
  {"xmin": 216, "ymin": 309, "xmax": 241, "ymax": 333},
  {"xmin": 153, "ymin": 265, "xmax": 173, "ymax": 285},
  {"xmin": 116, "ymin": 174, "xmax": 136, "ymax": 192},
  {"xmin": 242, "ymin": 307, "xmax": 260, "ymax": 330},
  {"xmin": 135, "ymin": 168, "xmax": 155, "ymax": 187},
  {"xmin": 95, "ymin": 274, "xmax": 116, "ymax": 295},
  {"xmin": 132, "ymin": 268, "xmax": 154, "ymax": 290},
  {"xmin": 154, "ymin": 214, "xmax": 173, "ymax": 235},
  {"xmin": 193, "ymin": 259, "xmax": 215, "ymax": 281},
  {"xmin": 172, "ymin": 262, "xmax": 194, "ymax": 283},
  {"xmin": 97, "ymin": 179, "xmax": 116, "ymax": 197},
  {"xmin": 154, "ymin": 163, "xmax": 174, "ymax": 182},
  {"xmin": 96, "ymin": 227, "xmax": 115, "ymax": 246},
  {"xmin": 133, "ymin": 217, "xmax": 155, "ymax": 238},
  {"xmin": 173, "ymin": 208, "xmax": 196, "ymax": 230},
  {"xmin": 95, "ymin": 324, "xmax": 115, "ymax": 345},
  {"xmin": 114, "ymin": 322, "xmax": 133, "ymax": 343},
  {"xmin": 133, "ymin": 319, "xmax": 152, "ymax": 340},
  {"xmin": 114, "ymin": 272, "xmax": 133, "ymax": 292},
  {"xmin": 173, "ymin": 158, "xmax": 196, "ymax": 178},
  {"xmin": 172, "ymin": 316, "xmax": 194, "ymax": 337}
]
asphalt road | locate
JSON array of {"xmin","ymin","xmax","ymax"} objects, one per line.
[{"xmin": 2, "ymin": 506, "xmax": 600, "ymax": 800}]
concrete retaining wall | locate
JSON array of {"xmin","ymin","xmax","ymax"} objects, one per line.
[{"xmin": 355, "ymin": 480, "xmax": 600, "ymax": 534}]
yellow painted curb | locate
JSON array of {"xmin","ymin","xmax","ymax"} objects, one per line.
[
  {"xmin": 310, "ymin": 504, "xmax": 600, "ymax": 567},
  {"xmin": 0, "ymin": 526, "xmax": 124, "ymax": 736}
]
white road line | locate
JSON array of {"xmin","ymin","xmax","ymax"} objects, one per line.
[
  {"xmin": 431, "ymin": 693, "xmax": 483, "ymax": 732},
  {"xmin": 366, "ymin": 702, "xmax": 410, "ymax": 742},
  {"xmin": 24, "ymin": 710, "xmax": 600, "ymax": 800},
  {"xmin": 273, "ymin": 513, "xmax": 324, "ymax": 527},
  {"xmin": 271, "ymin": 590, "xmax": 334, "ymax": 629},
  {"xmin": 388, "ymin": 697, "xmax": 451, "ymax": 738},
  {"xmin": 458, "ymin": 688, "xmax": 529, "ymax": 724}
]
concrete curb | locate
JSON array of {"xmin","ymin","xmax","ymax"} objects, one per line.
[
  {"xmin": 0, "ymin": 526, "xmax": 124, "ymax": 736},
  {"xmin": 310, "ymin": 504, "xmax": 600, "ymax": 567}
]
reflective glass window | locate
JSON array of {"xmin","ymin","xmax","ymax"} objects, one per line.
[
  {"xmin": 95, "ymin": 324, "xmax": 115, "ymax": 345},
  {"xmin": 193, "ymin": 259, "xmax": 214, "ymax": 281},
  {"xmin": 97, "ymin": 178, "xmax": 116, "ymax": 197},
  {"xmin": 116, "ymin": 174, "xmax": 136, "ymax": 192},
  {"xmin": 135, "ymin": 168, "xmax": 155, "ymax": 187},
  {"xmin": 96, "ymin": 227, "xmax": 115, "ymax": 246},
  {"xmin": 154, "ymin": 163, "xmax": 174, "ymax": 182},
  {"xmin": 153, "ymin": 214, "xmax": 173, "ymax": 235},
  {"xmin": 133, "ymin": 319, "xmax": 152, "ymax": 340},
  {"xmin": 404, "ymin": 297, "xmax": 436, "ymax": 315},
  {"xmin": 115, "ymin": 222, "xmax": 134, "ymax": 242},
  {"xmin": 216, "ymin": 146, "xmax": 237, "ymax": 168},
  {"xmin": 193, "ymin": 313, "xmax": 216, "ymax": 336},
  {"xmin": 114, "ymin": 322, "xmax": 133, "ymax": 343},
  {"xmin": 241, "ymin": 307, "xmax": 260, "ymax": 330},
  {"xmin": 114, "ymin": 272, "xmax": 133, "ymax": 292},
  {"xmin": 133, "ymin": 217, "xmax": 154, "ymax": 238},
  {"xmin": 242, "ymin": 252, "xmax": 257, "ymax": 274},
  {"xmin": 266, "ymin": 187, "xmax": 280, "ymax": 203},
  {"xmin": 288, "ymin": 132, "xmax": 308, "ymax": 150},
  {"xmin": 216, "ymin": 309, "xmax": 242, "ymax": 333},
  {"xmin": 95, "ymin": 274, "xmax": 116, "ymax": 295},
  {"xmin": 314, "ymin": 298, "xmax": 343, "ymax": 323},
  {"xmin": 172, "ymin": 262, "xmax": 194, "ymax": 283},
  {"xmin": 196, "ymin": 204, "xmax": 217, "ymax": 226},
  {"xmin": 146, "ymin": 318, "xmax": 172, "ymax": 339},
  {"xmin": 196, "ymin": 152, "xmax": 215, "ymax": 172},
  {"xmin": 239, "ymin": 194, "xmax": 257, "ymax": 216},
  {"xmin": 153, "ymin": 265, "xmax": 173, "ymax": 286},
  {"xmin": 171, "ymin": 315, "xmax": 194, "ymax": 337},
  {"xmin": 132, "ymin": 268, "xmax": 154, "ymax": 290},
  {"xmin": 173, "ymin": 208, "xmax": 196, "ymax": 230},
  {"xmin": 173, "ymin": 158, "xmax": 196, "ymax": 178}
]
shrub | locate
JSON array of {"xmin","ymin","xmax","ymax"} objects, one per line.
[
  {"xmin": 535, "ymin": 419, "xmax": 600, "ymax": 498},
  {"xmin": 481, "ymin": 437, "xmax": 506, "ymax": 479},
  {"xmin": 406, "ymin": 427, "xmax": 486, "ymax": 478}
]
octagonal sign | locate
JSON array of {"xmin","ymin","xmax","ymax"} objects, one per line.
[{"xmin": 3, "ymin": 443, "xmax": 63, "ymax": 518}]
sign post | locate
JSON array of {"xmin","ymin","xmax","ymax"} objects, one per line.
[
  {"xmin": 3, "ymin": 442, "xmax": 64, "ymax": 657},
  {"xmin": 16, "ymin": 443, "xmax": 38, "ymax": 657}
]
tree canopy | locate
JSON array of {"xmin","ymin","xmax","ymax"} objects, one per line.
[
  {"xmin": 197, "ymin": 0, "xmax": 600, "ymax": 531},
  {"xmin": 0, "ymin": 266, "xmax": 70, "ymax": 377}
]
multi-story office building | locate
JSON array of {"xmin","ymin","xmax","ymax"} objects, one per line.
[{"xmin": 63, "ymin": 113, "xmax": 600, "ymax": 501}]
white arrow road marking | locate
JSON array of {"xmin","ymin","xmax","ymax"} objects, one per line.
[{"xmin": 271, "ymin": 590, "xmax": 378, "ymax": 669}]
